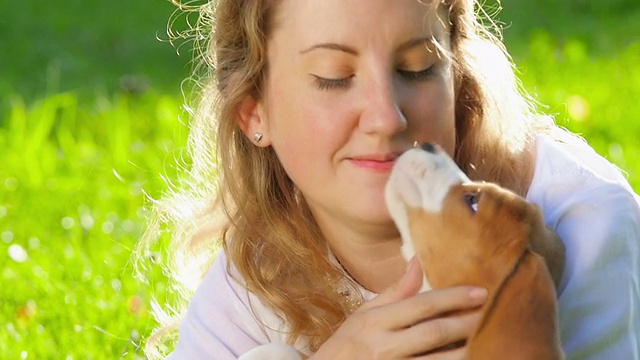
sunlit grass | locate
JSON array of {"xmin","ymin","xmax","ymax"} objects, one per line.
[
  {"xmin": 495, "ymin": 0, "xmax": 640, "ymax": 190},
  {"xmin": 513, "ymin": 32, "xmax": 640, "ymax": 190},
  {"xmin": 0, "ymin": 91, "xmax": 187, "ymax": 358}
]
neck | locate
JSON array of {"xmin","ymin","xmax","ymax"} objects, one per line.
[
  {"xmin": 314, "ymin": 211, "xmax": 407, "ymax": 293},
  {"xmin": 335, "ymin": 243, "xmax": 406, "ymax": 293},
  {"xmin": 311, "ymin": 201, "xmax": 407, "ymax": 293}
]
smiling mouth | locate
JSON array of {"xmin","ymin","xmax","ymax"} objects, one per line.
[{"xmin": 348, "ymin": 157, "xmax": 398, "ymax": 171}]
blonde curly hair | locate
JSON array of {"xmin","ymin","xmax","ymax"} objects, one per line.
[{"xmin": 136, "ymin": 0, "xmax": 554, "ymax": 357}]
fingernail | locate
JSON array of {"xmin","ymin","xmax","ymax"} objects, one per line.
[{"xmin": 469, "ymin": 287, "xmax": 488, "ymax": 302}]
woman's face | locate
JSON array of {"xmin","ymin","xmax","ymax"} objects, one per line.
[{"xmin": 255, "ymin": 0, "xmax": 456, "ymax": 235}]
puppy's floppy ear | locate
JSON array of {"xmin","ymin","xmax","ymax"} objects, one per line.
[
  {"xmin": 504, "ymin": 251, "xmax": 563, "ymax": 356},
  {"xmin": 236, "ymin": 94, "xmax": 271, "ymax": 146},
  {"xmin": 469, "ymin": 250, "xmax": 563, "ymax": 360},
  {"xmin": 531, "ymin": 225, "xmax": 566, "ymax": 290}
]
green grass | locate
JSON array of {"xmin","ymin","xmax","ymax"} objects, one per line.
[
  {"xmin": 1, "ymin": 0, "xmax": 639, "ymax": 358},
  {"xmin": 515, "ymin": 37, "xmax": 640, "ymax": 187},
  {"xmin": 1, "ymin": 1, "xmax": 192, "ymax": 356},
  {"xmin": 0, "ymin": 0, "xmax": 190, "ymax": 100},
  {"xmin": 1, "ymin": 91, "xmax": 187, "ymax": 358},
  {"xmin": 494, "ymin": 0, "xmax": 640, "ymax": 189}
]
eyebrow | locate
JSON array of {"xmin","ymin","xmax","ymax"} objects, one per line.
[
  {"xmin": 299, "ymin": 37, "xmax": 434, "ymax": 56},
  {"xmin": 300, "ymin": 43, "xmax": 358, "ymax": 55},
  {"xmin": 396, "ymin": 37, "xmax": 434, "ymax": 53}
]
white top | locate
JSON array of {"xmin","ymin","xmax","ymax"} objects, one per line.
[{"xmin": 167, "ymin": 130, "xmax": 640, "ymax": 359}]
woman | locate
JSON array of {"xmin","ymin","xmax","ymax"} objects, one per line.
[{"xmin": 137, "ymin": 0, "xmax": 640, "ymax": 358}]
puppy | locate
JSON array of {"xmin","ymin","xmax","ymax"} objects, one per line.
[{"xmin": 385, "ymin": 143, "xmax": 564, "ymax": 359}]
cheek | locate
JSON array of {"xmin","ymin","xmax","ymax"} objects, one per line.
[
  {"xmin": 265, "ymin": 70, "xmax": 355, "ymax": 150},
  {"xmin": 408, "ymin": 81, "xmax": 456, "ymax": 154},
  {"xmin": 264, "ymin": 92, "xmax": 347, "ymax": 178}
]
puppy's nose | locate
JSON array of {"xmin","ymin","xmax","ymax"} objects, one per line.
[{"xmin": 421, "ymin": 142, "xmax": 437, "ymax": 153}]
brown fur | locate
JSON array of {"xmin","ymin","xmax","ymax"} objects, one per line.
[{"xmin": 407, "ymin": 183, "xmax": 564, "ymax": 359}]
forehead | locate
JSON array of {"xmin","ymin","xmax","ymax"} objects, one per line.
[{"xmin": 270, "ymin": 0, "xmax": 448, "ymax": 43}]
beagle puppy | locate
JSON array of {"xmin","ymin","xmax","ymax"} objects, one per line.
[{"xmin": 385, "ymin": 143, "xmax": 565, "ymax": 360}]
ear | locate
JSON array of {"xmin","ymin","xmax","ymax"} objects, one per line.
[{"xmin": 237, "ymin": 95, "xmax": 270, "ymax": 146}]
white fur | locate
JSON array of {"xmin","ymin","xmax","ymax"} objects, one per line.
[
  {"xmin": 385, "ymin": 147, "xmax": 470, "ymax": 291},
  {"xmin": 239, "ymin": 343, "xmax": 304, "ymax": 360}
]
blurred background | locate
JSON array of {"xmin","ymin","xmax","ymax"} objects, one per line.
[{"xmin": 1, "ymin": 0, "xmax": 638, "ymax": 358}]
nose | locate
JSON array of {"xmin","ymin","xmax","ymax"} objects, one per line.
[{"xmin": 360, "ymin": 79, "xmax": 407, "ymax": 136}]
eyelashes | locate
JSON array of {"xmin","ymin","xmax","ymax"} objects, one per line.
[
  {"xmin": 311, "ymin": 66, "xmax": 436, "ymax": 91},
  {"xmin": 311, "ymin": 74, "xmax": 354, "ymax": 90},
  {"xmin": 397, "ymin": 66, "xmax": 436, "ymax": 82}
]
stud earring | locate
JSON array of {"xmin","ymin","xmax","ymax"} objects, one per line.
[{"xmin": 253, "ymin": 132, "xmax": 264, "ymax": 145}]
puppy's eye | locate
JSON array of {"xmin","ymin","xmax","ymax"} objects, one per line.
[{"xmin": 464, "ymin": 191, "xmax": 480, "ymax": 213}]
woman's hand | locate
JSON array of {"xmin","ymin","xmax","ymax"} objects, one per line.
[{"xmin": 312, "ymin": 258, "xmax": 488, "ymax": 359}]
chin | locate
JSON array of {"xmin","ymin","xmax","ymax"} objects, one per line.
[
  {"xmin": 353, "ymin": 204, "xmax": 394, "ymax": 226},
  {"xmin": 353, "ymin": 192, "xmax": 393, "ymax": 221}
]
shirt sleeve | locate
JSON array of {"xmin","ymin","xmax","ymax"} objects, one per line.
[
  {"xmin": 166, "ymin": 253, "xmax": 274, "ymax": 360},
  {"xmin": 547, "ymin": 183, "xmax": 640, "ymax": 359}
]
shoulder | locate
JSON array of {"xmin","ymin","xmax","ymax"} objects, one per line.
[
  {"xmin": 169, "ymin": 252, "xmax": 290, "ymax": 358},
  {"xmin": 526, "ymin": 128, "xmax": 640, "ymax": 293},
  {"xmin": 527, "ymin": 129, "xmax": 640, "ymax": 358},
  {"xmin": 193, "ymin": 252, "xmax": 289, "ymax": 340},
  {"xmin": 527, "ymin": 128, "xmax": 638, "ymax": 218}
]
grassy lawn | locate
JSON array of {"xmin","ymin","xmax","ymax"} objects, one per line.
[
  {"xmin": 1, "ymin": 0, "xmax": 639, "ymax": 358},
  {"xmin": 495, "ymin": 0, "xmax": 640, "ymax": 188},
  {"xmin": 1, "ymin": 1, "xmax": 190, "ymax": 358}
]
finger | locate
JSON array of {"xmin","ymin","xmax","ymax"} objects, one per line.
[
  {"xmin": 415, "ymin": 345, "xmax": 466, "ymax": 360},
  {"xmin": 360, "ymin": 257, "xmax": 424, "ymax": 310},
  {"xmin": 401, "ymin": 310, "xmax": 481, "ymax": 357},
  {"xmin": 382, "ymin": 286, "xmax": 487, "ymax": 330}
]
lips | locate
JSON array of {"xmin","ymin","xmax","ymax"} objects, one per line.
[{"xmin": 348, "ymin": 152, "xmax": 403, "ymax": 171}]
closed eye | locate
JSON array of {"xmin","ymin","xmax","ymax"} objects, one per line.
[
  {"xmin": 311, "ymin": 74, "xmax": 354, "ymax": 90},
  {"xmin": 397, "ymin": 66, "xmax": 435, "ymax": 82}
]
